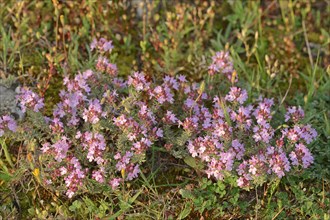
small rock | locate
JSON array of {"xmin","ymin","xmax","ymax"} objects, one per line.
[{"xmin": 0, "ymin": 83, "xmax": 24, "ymax": 120}]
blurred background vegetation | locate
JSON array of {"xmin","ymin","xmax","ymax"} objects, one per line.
[{"xmin": 0, "ymin": 0, "xmax": 329, "ymax": 219}]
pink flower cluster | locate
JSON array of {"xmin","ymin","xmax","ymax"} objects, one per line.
[
  {"xmin": 127, "ymin": 71, "xmax": 150, "ymax": 92},
  {"xmin": 41, "ymin": 136, "xmax": 71, "ymax": 162},
  {"xmin": 225, "ymin": 87, "xmax": 248, "ymax": 104},
  {"xmin": 285, "ymin": 106, "xmax": 305, "ymax": 123},
  {"xmin": 76, "ymin": 131, "xmax": 106, "ymax": 164},
  {"xmin": 96, "ymin": 56, "xmax": 118, "ymax": 76},
  {"xmin": 61, "ymin": 157, "xmax": 86, "ymax": 198},
  {"xmin": 82, "ymin": 99, "xmax": 105, "ymax": 124},
  {"xmin": 3, "ymin": 40, "xmax": 318, "ymax": 198},
  {"xmin": 90, "ymin": 38, "xmax": 114, "ymax": 53},
  {"xmin": 16, "ymin": 87, "xmax": 44, "ymax": 113},
  {"xmin": 208, "ymin": 51, "xmax": 236, "ymax": 82}
]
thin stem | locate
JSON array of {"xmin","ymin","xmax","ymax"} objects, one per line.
[{"xmin": 255, "ymin": 186, "xmax": 258, "ymax": 220}]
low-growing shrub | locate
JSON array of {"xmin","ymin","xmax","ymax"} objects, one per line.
[{"xmin": 0, "ymin": 38, "xmax": 317, "ymax": 200}]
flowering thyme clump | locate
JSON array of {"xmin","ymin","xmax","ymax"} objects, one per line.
[{"xmin": 1, "ymin": 40, "xmax": 318, "ymax": 198}]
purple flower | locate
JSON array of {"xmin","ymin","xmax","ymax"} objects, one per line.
[
  {"xmin": 232, "ymin": 139, "xmax": 245, "ymax": 160},
  {"xmin": 132, "ymin": 138, "xmax": 152, "ymax": 154},
  {"xmin": 49, "ymin": 117, "xmax": 64, "ymax": 133},
  {"xmin": 187, "ymin": 136, "xmax": 222, "ymax": 162},
  {"xmin": 177, "ymin": 74, "xmax": 187, "ymax": 83},
  {"xmin": 103, "ymin": 40, "xmax": 114, "ymax": 52},
  {"xmin": 253, "ymin": 97, "xmax": 274, "ymax": 124},
  {"xmin": 126, "ymin": 164, "xmax": 140, "ymax": 180},
  {"xmin": 106, "ymin": 63, "xmax": 118, "ymax": 76},
  {"xmin": 156, "ymin": 128, "xmax": 163, "ymax": 138},
  {"xmin": 16, "ymin": 87, "xmax": 44, "ymax": 113},
  {"xmin": 290, "ymin": 143, "xmax": 314, "ymax": 168},
  {"xmin": 230, "ymin": 105, "xmax": 253, "ymax": 129},
  {"xmin": 300, "ymin": 125, "xmax": 318, "ymax": 144},
  {"xmin": 91, "ymin": 38, "xmax": 114, "ymax": 52},
  {"xmin": 41, "ymin": 142, "xmax": 51, "ymax": 153},
  {"xmin": 96, "ymin": 56, "xmax": 118, "ymax": 76},
  {"xmin": 90, "ymin": 38, "xmax": 98, "ymax": 51},
  {"xmin": 164, "ymin": 111, "xmax": 178, "ymax": 124},
  {"xmin": 0, "ymin": 115, "xmax": 17, "ymax": 136},
  {"xmin": 253, "ymin": 123, "xmax": 274, "ymax": 143},
  {"xmin": 266, "ymin": 146, "xmax": 291, "ymax": 178},
  {"xmin": 115, "ymin": 151, "xmax": 133, "ymax": 171},
  {"xmin": 208, "ymin": 51, "xmax": 235, "ymax": 80},
  {"xmin": 285, "ymin": 106, "xmax": 304, "ymax": 123},
  {"xmin": 248, "ymin": 154, "xmax": 267, "ymax": 176},
  {"xmin": 212, "ymin": 120, "xmax": 232, "ymax": 140},
  {"xmin": 220, "ymin": 150, "xmax": 236, "ymax": 171},
  {"xmin": 52, "ymin": 136, "xmax": 71, "ymax": 162}
]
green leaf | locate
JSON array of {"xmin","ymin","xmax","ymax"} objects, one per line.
[
  {"xmin": 0, "ymin": 138, "xmax": 14, "ymax": 168},
  {"xmin": 69, "ymin": 200, "xmax": 82, "ymax": 212},
  {"xmin": 179, "ymin": 189, "xmax": 194, "ymax": 200},
  {"xmin": 0, "ymin": 172, "xmax": 12, "ymax": 181},
  {"xmin": 178, "ymin": 202, "xmax": 192, "ymax": 219},
  {"xmin": 184, "ymin": 156, "xmax": 204, "ymax": 170}
]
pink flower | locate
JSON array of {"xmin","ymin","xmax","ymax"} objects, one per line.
[
  {"xmin": 156, "ymin": 128, "xmax": 163, "ymax": 138},
  {"xmin": 79, "ymin": 132, "xmax": 106, "ymax": 164},
  {"xmin": 64, "ymin": 71, "xmax": 93, "ymax": 93},
  {"xmin": 126, "ymin": 164, "xmax": 140, "ymax": 180},
  {"xmin": 225, "ymin": 87, "xmax": 248, "ymax": 104},
  {"xmin": 52, "ymin": 136, "xmax": 71, "ymax": 162},
  {"xmin": 41, "ymin": 142, "xmax": 51, "ymax": 153},
  {"xmin": 92, "ymin": 167, "xmax": 105, "ymax": 183},
  {"xmin": 285, "ymin": 106, "xmax": 304, "ymax": 123},
  {"xmin": 109, "ymin": 178, "xmax": 122, "ymax": 190},
  {"xmin": 16, "ymin": 87, "xmax": 44, "ymax": 113},
  {"xmin": 266, "ymin": 146, "xmax": 291, "ymax": 178},
  {"xmin": 205, "ymin": 158, "xmax": 225, "ymax": 180},
  {"xmin": 208, "ymin": 51, "xmax": 237, "ymax": 82},
  {"xmin": 60, "ymin": 167, "xmax": 68, "ymax": 175},
  {"xmin": 63, "ymin": 157, "xmax": 86, "ymax": 198},
  {"xmin": 127, "ymin": 72, "xmax": 150, "ymax": 91},
  {"xmin": 163, "ymin": 110, "xmax": 178, "ymax": 124},
  {"xmin": 82, "ymin": 99, "xmax": 103, "ymax": 124},
  {"xmin": 49, "ymin": 118, "xmax": 64, "ymax": 133},
  {"xmin": 96, "ymin": 56, "xmax": 118, "ymax": 76},
  {"xmin": 290, "ymin": 143, "xmax": 314, "ymax": 168},
  {"xmin": 113, "ymin": 114, "xmax": 128, "ymax": 127},
  {"xmin": 91, "ymin": 38, "xmax": 114, "ymax": 52},
  {"xmin": 115, "ymin": 151, "xmax": 133, "ymax": 171}
]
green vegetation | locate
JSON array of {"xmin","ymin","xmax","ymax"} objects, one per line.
[{"xmin": 1, "ymin": 0, "xmax": 329, "ymax": 219}]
